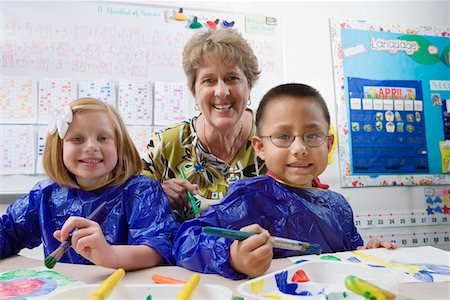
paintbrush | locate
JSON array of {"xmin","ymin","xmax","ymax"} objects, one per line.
[
  {"xmin": 203, "ymin": 226, "xmax": 322, "ymax": 254},
  {"xmin": 44, "ymin": 201, "xmax": 107, "ymax": 269}
]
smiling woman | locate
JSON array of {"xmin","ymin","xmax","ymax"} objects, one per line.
[{"xmin": 142, "ymin": 28, "xmax": 267, "ymax": 222}]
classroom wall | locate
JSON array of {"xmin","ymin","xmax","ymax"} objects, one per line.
[
  {"xmin": 165, "ymin": 0, "xmax": 450, "ymax": 209},
  {"xmin": 2, "ymin": 1, "xmax": 449, "ymax": 247}
]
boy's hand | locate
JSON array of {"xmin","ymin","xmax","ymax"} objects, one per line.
[
  {"xmin": 357, "ymin": 238, "xmax": 399, "ymax": 250},
  {"xmin": 53, "ymin": 216, "xmax": 112, "ymax": 265},
  {"xmin": 229, "ymin": 224, "xmax": 274, "ymax": 278}
]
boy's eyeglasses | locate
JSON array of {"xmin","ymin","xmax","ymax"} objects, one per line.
[{"xmin": 260, "ymin": 132, "xmax": 329, "ymax": 148}]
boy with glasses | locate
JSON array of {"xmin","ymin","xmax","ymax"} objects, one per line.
[{"xmin": 173, "ymin": 83, "xmax": 398, "ymax": 279}]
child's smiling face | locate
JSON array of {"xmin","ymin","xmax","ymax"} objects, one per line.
[
  {"xmin": 252, "ymin": 96, "xmax": 333, "ymax": 186},
  {"xmin": 63, "ymin": 110, "xmax": 118, "ymax": 189}
]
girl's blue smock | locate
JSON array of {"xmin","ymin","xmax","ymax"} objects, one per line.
[
  {"xmin": 0, "ymin": 175, "xmax": 179, "ymax": 265},
  {"xmin": 173, "ymin": 175, "xmax": 363, "ymax": 279}
]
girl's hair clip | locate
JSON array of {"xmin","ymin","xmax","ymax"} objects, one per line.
[{"xmin": 48, "ymin": 105, "xmax": 73, "ymax": 139}]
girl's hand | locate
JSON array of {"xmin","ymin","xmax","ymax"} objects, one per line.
[
  {"xmin": 357, "ymin": 238, "xmax": 399, "ymax": 250},
  {"xmin": 229, "ymin": 224, "xmax": 274, "ymax": 278},
  {"xmin": 162, "ymin": 178, "xmax": 199, "ymax": 210},
  {"xmin": 53, "ymin": 216, "xmax": 112, "ymax": 265}
]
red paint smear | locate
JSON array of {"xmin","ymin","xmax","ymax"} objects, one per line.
[
  {"xmin": 0, "ymin": 279, "xmax": 44, "ymax": 297},
  {"xmin": 291, "ymin": 269, "xmax": 310, "ymax": 282}
]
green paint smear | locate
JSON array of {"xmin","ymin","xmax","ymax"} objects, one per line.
[
  {"xmin": 320, "ymin": 255, "xmax": 341, "ymax": 261},
  {"xmin": 0, "ymin": 269, "xmax": 77, "ymax": 286}
]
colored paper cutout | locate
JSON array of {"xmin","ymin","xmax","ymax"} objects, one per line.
[{"xmin": 189, "ymin": 17, "xmax": 202, "ymax": 29}]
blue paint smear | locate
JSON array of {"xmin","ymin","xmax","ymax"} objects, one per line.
[
  {"xmin": 294, "ymin": 259, "xmax": 308, "ymax": 264},
  {"xmin": 413, "ymin": 271, "xmax": 434, "ymax": 282},
  {"xmin": 275, "ymin": 270, "xmax": 320, "ymax": 296},
  {"xmin": 347, "ymin": 256, "xmax": 361, "ymax": 263},
  {"xmin": 367, "ymin": 264, "xmax": 385, "ymax": 268},
  {"xmin": 275, "ymin": 271, "xmax": 300, "ymax": 295}
]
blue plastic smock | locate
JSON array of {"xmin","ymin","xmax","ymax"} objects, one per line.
[
  {"xmin": 173, "ymin": 175, "xmax": 363, "ymax": 279},
  {"xmin": 0, "ymin": 175, "xmax": 179, "ymax": 265}
]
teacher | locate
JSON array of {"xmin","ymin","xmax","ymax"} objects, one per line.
[{"xmin": 142, "ymin": 28, "xmax": 266, "ymax": 222}]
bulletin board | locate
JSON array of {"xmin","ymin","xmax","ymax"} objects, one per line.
[
  {"xmin": 0, "ymin": 1, "xmax": 284, "ymax": 194},
  {"xmin": 330, "ymin": 19, "xmax": 450, "ymax": 187}
]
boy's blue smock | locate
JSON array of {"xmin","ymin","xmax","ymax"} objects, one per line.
[
  {"xmin": 0, "ymin": 175, "xmax": 179, "ymax": 265},
  {"xmin": 173, "ymin": 175, "xmax": 363, "ymax": 279}
]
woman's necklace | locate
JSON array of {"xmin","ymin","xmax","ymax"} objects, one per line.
[{"xmin": 203, "ymin": 120, "xmax": 244, "ymax": 159}]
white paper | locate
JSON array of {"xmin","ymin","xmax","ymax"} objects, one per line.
[
  {"xmin": 0, "ymin": 76, "xmax": 38, "ymax": 123},
  {"xmin": 154, "ymin": 81, "xmax": 190, "ymax": 126},
  {"xmin": 288, "ymin": 246, "xmax": 450, "ymax": 283},
  {"xmin": 118, "ymin": 80, "xmax": 153, "ymax": 125},
  {"xmin": 78, "ymin": 79, "xmax": 115, "ymax": 105},
  {"xmin": 38, "ymin": 78, "xmax": 77, "ymax": 123},
  {"xmin": 0, "ymin": 125, "xmax": 35, "ymax": 174}
]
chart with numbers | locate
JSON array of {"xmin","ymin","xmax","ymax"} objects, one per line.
[
  {"xmin": 78, "ymin": 79, "xmax": 116, "ymax": 105},
  {"xmin": 154, "ymin": 81, "xmax": 191, "ymax": 126},
  {"xmin": 36, "ymin": 126, "xmax": 48, "ymax": 174},
  {"xmin": 127, "ymin": 126, "xmax": 153, "ymax": 156},
  {"xmin": 354, "ymin": 209, "xmax": 450, "ymax": 248},
  {"xmin": 0, "ymin": 125, "xmax": 35, "ymax": 174},
  {"xmin": 0, "ymin": 76, "xmax": 38, "ymax": 123},
  {"xmin": 38, "ymin": 78, "xmax": 77, "ymax": 123},
  {"xmin": 118, "ymin": 80, "xmax": 153, "ymax": 125},
  {"xmin": 359, "ymin": 226, "xmax": 450, "ymax": 248},
  {"xmin": 354, "ymin": 210, "xmax": 449, "ymax": 229}
]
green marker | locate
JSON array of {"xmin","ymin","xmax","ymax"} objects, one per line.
[{"xmin": 180, "ymin": 168, "xmax": 200, "ymax": 217}]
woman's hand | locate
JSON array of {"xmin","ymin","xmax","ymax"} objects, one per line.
[
  {"xmin": 229, "ymin": 224, "xmax": 274, "ymax": 278},
  {"xmin": 53, "ymin": 216, "xmax": 112, "ymax": 265},
  {"xmin": 357, "ymin": 238, "xmax": 399, "ymax": 250},
  {"xmin": 162, "ymin": 178, "xmax": 199, "ymax": 210}
]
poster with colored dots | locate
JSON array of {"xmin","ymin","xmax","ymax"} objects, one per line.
[
  {"xmin": 0, "ymin": 125, "xmax": 35, "ymax": 175},
  {"xmin": 127, "ymin": 125, "xmax": 153, "ymax": 156},
  {"xmin": 153, "ymin": 81, "xmax": 191, "ymax": 126},
  {"xmin": 118, "ymin": 80, "xmax": 153, "ymax": 125},
  {"xmin": 78, "ymin": 79, "xmax": 115, "ymax": 105},
  {"xmin": 0, "ymin": 76, "xmax": 38, "ymax": 123},
  {"xmin": 330, "ymin": 19, "xmax": 450, "ymax": 186},
  {"xmin": 36, "ymin": 126, "xmax": 48, "ymax": 174},
  {"xmin": 37, "ymin": 78, "xmax": 77, "ymax": 124}
]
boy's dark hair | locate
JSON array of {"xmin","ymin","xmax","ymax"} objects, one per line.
[{"xmin": 255, "ymin": 83, "xmax": 330, "ymax": 133}]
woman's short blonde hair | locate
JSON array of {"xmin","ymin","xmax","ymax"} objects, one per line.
[
  {"xmin": 182, "ymin": 28, "xmax": 260, "ymax": 94},
  {"xmin": 43, "ymin": 98, "xmax": 142, "ymax": 189}
]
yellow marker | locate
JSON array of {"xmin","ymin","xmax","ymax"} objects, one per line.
[
  {"xmin": 345, "ymin": 275, "xmax": 412, "ymax": 300},
  {"xmin": 175, "ymin": 273, "xmax": 200, "ymax": 300},
  {"xmin": 86, "ymin": 268, "xmax": 125, "ymax": 300}
]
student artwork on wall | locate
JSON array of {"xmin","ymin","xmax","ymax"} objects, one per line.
[
  {"xmin": 0, "ymin": 1, "xmax": 284, "ymax": 194},
  {"xmin": 330, "ymin": 19, "xmax": 450, "ymax": 187}
]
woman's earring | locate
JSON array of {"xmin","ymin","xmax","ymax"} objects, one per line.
[
  {"xmin": 194, "ymin": 104, "xmax": 199, "ymax": 111},
  {"xmin": 247, "ymin": 97, "xmax": 251, "ymax": 106}
]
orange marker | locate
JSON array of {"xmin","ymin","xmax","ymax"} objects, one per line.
[{"xmin": 151, "ymin": 274, "xmax": 185, "ymax": 284}]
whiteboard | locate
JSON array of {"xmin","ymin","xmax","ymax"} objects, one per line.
[{"xmin": 0, "ymin": 1, "xmax": 284, "ymax": 194}]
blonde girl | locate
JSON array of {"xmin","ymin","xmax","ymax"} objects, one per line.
[{"xmin": 0, "ymin": 98, "xmax": 179, "ymax": 270}]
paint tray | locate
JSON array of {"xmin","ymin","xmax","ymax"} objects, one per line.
[
  {"xmin": 237, "ymin": 260, "xmax": 405, "ymax": 299},
  {"xmin": 46, "ymin": 283, "xmax": 232, "ymax": 299}
]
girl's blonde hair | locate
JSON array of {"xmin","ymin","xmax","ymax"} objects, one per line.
[
  {"xmin": 43, "ymin": 98, "xmax": 142, "ymax": 188},
  {"xmin": 182, "ymin": 28, "xmax": 260, "ymax": 95}
]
